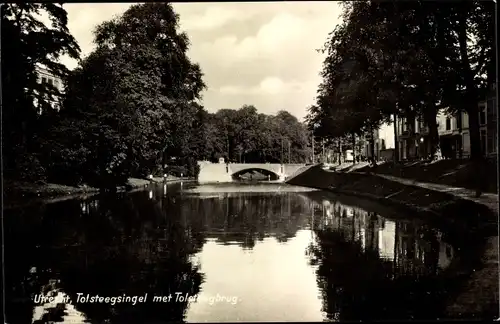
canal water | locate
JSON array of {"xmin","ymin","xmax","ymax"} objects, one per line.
[{"xmin": 5, "ymin": 182, "xmax": 476, "ymax": 323}]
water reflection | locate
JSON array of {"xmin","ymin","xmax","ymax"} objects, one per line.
[
  {"xmin": 4, "ymin": 182, "xmax": 470, "ymax": 323},
  {"xmin": 6, "ymin": 185, "xmax": 203, "ymax": 324},
  {"xmin": 31, "ymin": 281, "xmax": 89, "ymax": 323},
  {"xmin": 310, "ymin": 200, "xmax": 454, "ymax": 274},
  {"xmin": 307, "ymin": 198, "xmax": 458, "ymax": 321}
]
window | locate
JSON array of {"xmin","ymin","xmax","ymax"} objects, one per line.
[
  {"xmin": 42, "ymin": 77, "xmax": 47, "ymax": 84},
  {"xmin": 418, "ymin": 120, "xmax": 425, "ymax": 133},
  {"xmin": 487, "ymin": 134, "xmax": 494, "ymax": 155},
  {"xmin": 48, "ymin": 78, "xmax": 53, "ymax": 86},
  {"xmin": 487, "ymin": 98, "xmax": 496, "ymax": 117},
  {"xmin": 463, "ymin": 132, "xmax": 470, "ymax": 154},
  {"xmin": 445, "ymin": 118, "xmax": 451, "ymax": 131},
  {"xmin": 402, "ymin": 118, "xmax": 407, "ymax": 132},
  {"xmin": 381, "ymin": 139, "xmax": 386, "ymax": 150},
  {"xmin": 479, "ymin": 106, "xmax": 486, "ymax": 125},
  {"xmin": 462, "ymin": 112, "xmax": 469, "ymax": 129}
]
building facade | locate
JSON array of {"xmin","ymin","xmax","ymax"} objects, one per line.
[
  {"xmin": 436, "ymin": 95, "xmax": 496, "ymax": 158},
  {"xmin": 395, "ymin": 115, "xmax": 431, "ymax": 161},
  {"xmin": 485, "ymin": 84, "xmax": 498, "ymax": 157},
  {"xmin": 435, "ymin": 110, "xmax": 466, "ymax": 159},
  {"xmin": 395, "ymin": 85, "xmax": 497, "ymax": 161},
  {"xmin": 363, "ymin": 128, "xmax": 381, "ymax": 160},
  {"xmin": 361, "ymin": 121, "xmax": 395, "ymax": 161},
  {"xmin": 34, "ymin": 65, "xmax": 64, "ymax": 114}
]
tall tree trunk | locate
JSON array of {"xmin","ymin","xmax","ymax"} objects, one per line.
[
  {"xmin": 457, "ymin": 112, "xmax": 463, "ymax": 159},
  {"xmin": 369, "ymin": 124, "xmax": 376, "ymax": 166},
  {"xmin": 425, "ymin": 104, "xmax": 439, "ymax": 159},
  {"xmin": 408, "ymin": 111, "xmax": 416, "ymax": 160},
  {"xmin": 162, "ymin": 150, "xmax": 166, "ymax": 173},
  {"xmin": 352, "ymin": 132, "xmax": 356, "ymax": 165},
  {"xmin": 458, "ymin": 13, "xmax": 480, "ymax": 160},
  {"xmin": 458, "ymin": 11, "xmax": 483, "ymax": 195},
  {"xmin": 393, "ymin": 112, "xmax": 399, "ymax": 164},
  {"xmin": 338, "ymin": 138, "xmax": 342, "ymax": 166}
]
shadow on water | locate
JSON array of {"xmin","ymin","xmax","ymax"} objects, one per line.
[
  {"xmin": 4, "ymin": 182, "xmax": 488, "ymax": 322},
  {"xmin": 305, "ymin": 201, "xmax": 481, "ymax": 321},
  {"xmin": 5, "ymin": 183, "xmax": 204, "ymax": 324}
]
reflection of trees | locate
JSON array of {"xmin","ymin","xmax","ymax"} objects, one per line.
[
  {"xmin": 5, "ymin": 205, "xmax": 49, "ymax": 324},
  {"xmin": 5, "ymin": 190, "xmax": 204, "ymax": 323},
  {"xmin": 307, "ymin": 199, "xmax": 459, "ymax": 320},
  {"xmin": 6, "ymin": 183, "xmax": 467, "ymax": 323},
  {"xmin": 6, "ymin": 187, "xmax": 316, "ymax": 323},
  {"xmin": 181, "ymin": 192, "xmax": 312, "ymax": 249},
  {"xmin": 65, "ymin": 192, "xmax": 202, "ymax": 323}
]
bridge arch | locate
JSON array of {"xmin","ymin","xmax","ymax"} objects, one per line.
[{"xmin": 230, "ymin": 168, "xmax": 281, "ymax": 181}]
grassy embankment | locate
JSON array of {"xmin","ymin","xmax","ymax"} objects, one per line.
[
  {"xmin": 3, "ymin": 176, "xmax": 183, "ymax": 209},
  {"xmin": 350, "ymin": 159, "xmax": 498, "ymax": 194}
]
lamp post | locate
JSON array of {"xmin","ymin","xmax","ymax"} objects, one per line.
[
  {"xmin": 288, "ymin": 140, "xmax": 291, "ymax": 164},
  {"xmin": 162, "ymin": 144, "xmax": 168, "ymax": 175},
  {"xmin": 281, "ymin": 137, "xmax": 284, "ymax": 164},
  {"xmin": 312, "ymin": 131, "xmax": 315, "ymax": 164},
  {"xmin": 322, "ymin": 138, "xmax": 325, "ymax": 163},
  {"xmin": 420, "ymin": 137, "xmax": 424, "ymax": 159}
]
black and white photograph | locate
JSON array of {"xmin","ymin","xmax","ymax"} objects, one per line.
[{"xmin": 2, "ymin": 1, "xmax": 498, "ymax": 323}]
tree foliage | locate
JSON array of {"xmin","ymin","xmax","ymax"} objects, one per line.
[
  {"xmin": 1, "ymin": 3, "xmax": 80, "ymax": 180},
  {"xmin": 203, "ymin": 106, "xmax": 310, "ymax": 164},
  {"xmin": 53, "ymin": 3, "xmax": 207, "ymax": 187},
  {"xmin": 308, "ymin": 1, "xmax": 495, "ymax": 163},
  {"xmin": 4, "ymin": 3, "xmax": 315, "ymax": 189}
]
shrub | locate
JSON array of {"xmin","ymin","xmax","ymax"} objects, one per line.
[
  {"xmin": 12, "ymin": 153, "xmax": 47, "ymax": 183},
  {"xmin": 165, "ymin": 165, "xmax": 187, "ymax": 177}
]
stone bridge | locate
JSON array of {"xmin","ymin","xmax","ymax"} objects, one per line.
[{"xmin": 198, "ymin": 162, "xmax": 310, "ymax": 183}]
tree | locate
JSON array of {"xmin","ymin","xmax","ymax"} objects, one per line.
[
  {"xmin": 370, "ymin": 1, "xmax": 495, "ymax": 192},
  {"xmin": 309, "ymin": 3, "xmax": 390, "ymax": 164},
  {"xmin": 310, "ymin": 0, "xmax": 495, "ymax": 172},
  {"xmin": 62, "ymin": 3, "xmax": 206, "ymax": 186},
  {"xmin": 203, "ymin": 107, "xmax": 309, "ymax": 164},
  {"xmin": 1, "ymin": 3, "xmax": 80, "ymax": 181}
]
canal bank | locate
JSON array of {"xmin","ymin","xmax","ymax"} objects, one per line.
[
  {"xmin": 3, "ymin": 176, "xmax": 186, "ymax": 210},
  {"xmin": 286, "ymin": 165, "xmax": 499, "ymax": 320}
]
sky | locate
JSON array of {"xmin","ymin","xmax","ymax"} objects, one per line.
[
  {"xmin": 60, "ymin": 2, "xmax": 343, "ymax": 122},
  {"xmin": 59, "ymin": 2, "xmax": 394, "ymax": 147}
]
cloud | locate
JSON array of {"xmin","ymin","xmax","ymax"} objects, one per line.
[
  {"xmin": 188, "ymin": 3, "xmax": 342, "ymax": 120},
  {"xmin": 45, "ymin": 2, "xmax": 343, "ymax": 121},
  {"xmin": 196, "ymin": 12, "xmax": 312, "ymax": 67},
  {"xmin": 60, "ymin": 3, "xmax": 131, "ymax": 69},
  {"xmin": 179, "ymin": 6, "xmax": 255, "ymax": 31},
  {"xmin": 215, "ymin": 77, "xmax": 319, "ymax": 119},
  {"xmin": 260, "ymin": 77, "xmax": 285, "ymax": 94},
  {"xmin": 220, "ymin": 77, "xmax": 309, "ymax": 96}
]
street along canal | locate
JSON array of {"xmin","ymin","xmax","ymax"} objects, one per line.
[{"xmin": 5, "ymin": 182, "xmax": 485, "ymax": 323}]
